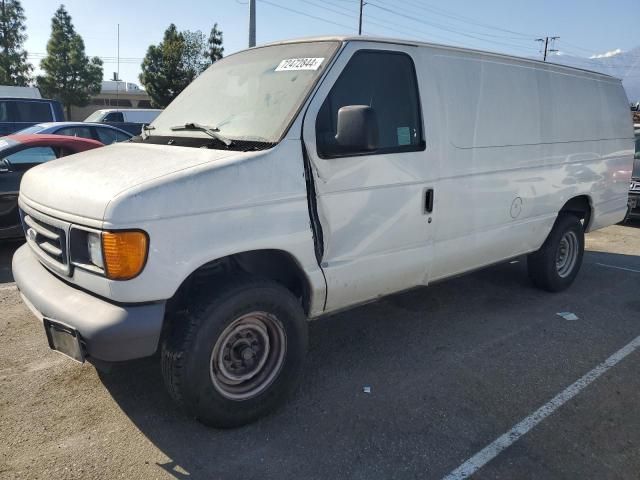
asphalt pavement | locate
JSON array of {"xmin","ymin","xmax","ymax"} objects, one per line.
[{"xmin": 1, "ymin": 222, "xmax": 639, "ymax": 479}]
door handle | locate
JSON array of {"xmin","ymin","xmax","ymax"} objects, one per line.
[{"xmin": 424, "ymin": 188, "xmax": 434, "ymax": 214}]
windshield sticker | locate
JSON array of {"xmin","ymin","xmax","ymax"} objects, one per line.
[
  {"xmin": 397, "ymin": 126, "xmax": 411, "ymax": 146},
  {"xmin": 275, "ymin": 57, "xmax": 325, "ymax": 72}
]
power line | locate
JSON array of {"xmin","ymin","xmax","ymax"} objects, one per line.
[
  {"xmin": 557, "ymin": 39, "xmax": 597, "ymax": 54},
  {"xmin": 256, "ymin": 0, "xmax": 636, "ymax": 68},
  {"xmin": 27, "ymin": 53, "xmax": 143, "ymax": 64},
  {"xmin": 365, "ymin": 2, "xmax": 539, "ymax": 52},
  {"xmin": 261, "ymin": 0, "xmax": 539, "ymax": 57},
  {"xmin": 300, "ymin": 0, "xmax": 357, "ymax": 22},
  {"xmin": 302, "ymin": 0, "xmax": 491, "ymax": 49},
  {"xmin": 393, "ymin": 0, "xmax": 541, "ymax": 38},
  {"xmin": 373, "ymin": 0, "xmax": 536, "ymax": 44},
  {"xmin": 258, "ymin": 0, "xmax": 356, "ymax": 31},
  {"xmin": 323, "ymin": 0, "xmax": 532, "ymax": 48}
]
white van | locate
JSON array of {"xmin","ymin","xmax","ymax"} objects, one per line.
[
  {"xmin": 0, "ymin": 85, "xmax": 42, "ymax": 98},
  {"xmin": 13, "ymin": 36, "xmax": 634, "ymax": 427},
  {"xmin": 84, "ymin": 108, "xmax": 161, "ymax": 124}
]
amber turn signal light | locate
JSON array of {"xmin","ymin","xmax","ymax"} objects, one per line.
[{"xmin": 102, "ymin": 231, "xmax": 148, "ymax": 280}]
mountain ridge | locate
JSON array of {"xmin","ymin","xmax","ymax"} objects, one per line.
[{"xmin": 548, "ymin": 47, "xmax": 640, "ymax": 102}]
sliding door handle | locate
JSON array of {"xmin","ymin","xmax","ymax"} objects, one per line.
[{"xmin": 424, "ymin": 188, "xmax": 434, "ymax": 214}]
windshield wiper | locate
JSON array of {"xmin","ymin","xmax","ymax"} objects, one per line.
[{"xmin": 170, "ymin": 122, "xmax": 233, "ymax": 147}]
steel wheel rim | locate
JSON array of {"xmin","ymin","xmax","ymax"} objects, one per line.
[
  {"xmin": 556, "ymin": 231, "xmax": 578, "ymax": 278},
  {"xmin": 210, "ymin": 311, "xmax": 286, "ymax": 401}
]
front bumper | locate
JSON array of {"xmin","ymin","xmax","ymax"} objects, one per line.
[{"xmin": 12, "ymin": 244, "xmax": 166, "ymax": 362}]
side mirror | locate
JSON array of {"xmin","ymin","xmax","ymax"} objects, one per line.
[{"xmin": 335, "ymin": 105, "xmax": 378, "ymax": 153}]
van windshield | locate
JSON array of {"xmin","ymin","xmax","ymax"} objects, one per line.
[
  {"xmin": 84, "ymin": 111, "xmax": 105, "ymax": 122},
  {"xmin": 150, "ymin": 41, "xmax": 340, "ymax": 144}
]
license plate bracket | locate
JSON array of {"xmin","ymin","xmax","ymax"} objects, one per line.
[{"xmin": 43, "ymin": 319, "xmax": 85, "ymax": 362}]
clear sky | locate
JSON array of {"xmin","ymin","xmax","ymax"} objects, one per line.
[{"xmin": 19, "ymin": 0, "xmax": 640, "ymax": 84}]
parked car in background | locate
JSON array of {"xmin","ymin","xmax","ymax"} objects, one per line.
[
  {"xmin": 0, "ymin": 135, "xmax": 103, "ymax": 240},
  {"xmin": 626, "ymin": 127, "xmax": 640, "ymax": 220},
  {"xmin": 0, "ymin": 98, "xmax": 65, "ymax": 136},
  {"xmin": 0, "ymin": 86, "xmax": 42, "ymax": 99},
  {"xmin": 17, "ymin": 122, "xmax": 132, "ymax": 144},
  {"xmin": 84, "ymin": 108, "xmax": 162, "ymax": 135}
]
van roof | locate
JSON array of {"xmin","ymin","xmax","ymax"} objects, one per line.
[
  {"xmin": 260, "ymin": 35, "xmax": 618, "ymax": 82},
  {"xmin": 0, "ymin": 97, "xmax": 59, "ymax": 102}
]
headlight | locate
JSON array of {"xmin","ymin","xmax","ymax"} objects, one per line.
[
  {"xmin": 86, "ymin": 232, "xmax": 104, "ymax": 269},
  {"xmin": 102, "ymin": 231, "xmax": 149, "ymax": 280}
]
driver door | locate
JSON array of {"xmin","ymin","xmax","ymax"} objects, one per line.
[
  {"xmin": 302, "ymin": 43, "xmax": 437, "ymax": 312},
  {"xmin": 0, "ymin": 145, "xmax": 59, "ymax": 237}
]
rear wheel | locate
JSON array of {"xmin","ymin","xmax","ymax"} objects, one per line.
[
  {"xmin": 527, "ymin": 214, "xmax": 585, "ymax": 292},
  {"xmin": 161, "ymin": 277, "xmax": 308, "ymax": 428}
]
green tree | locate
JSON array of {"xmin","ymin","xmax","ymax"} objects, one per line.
[
  {"xmin": 139, "ymin": 24, "xmax": 190, "ymax": 108},
  {"xmin": 36, "ymin": 5, "xmax": 103, "ymax": 118},
  {"xmin": 0, "ymin": 0, "xmax": 32, "ymax": 86},
  {"xmin": 140, "ymin": 23, "xmax": 224, "ymax": 108},
  {"xmin": 182, "ymin": 29, "xmax": 209, "ymax": 80},
  {"xmin": 207, "ymin": 23, "xmax": 223, "ymax": 63}
]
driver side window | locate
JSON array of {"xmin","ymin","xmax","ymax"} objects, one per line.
[
  {"xmin": 104, "ymin": 112, "xmax": 124, "ymax": 122},
  {"xmin": 5, "ymin": 147, "xmax": 58, "ymax": 165},
  {"xmin": 315, "ymin": 50, "xmax": 424, "ymax": 158}
]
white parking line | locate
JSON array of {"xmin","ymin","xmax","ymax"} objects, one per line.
[
  {"xmin": 595, "ymin": 263, "xmax": 640, "ymax": 274},
  {"xmin": 442, "ymin": 334, "xmax": 640, "ymax": 480}
]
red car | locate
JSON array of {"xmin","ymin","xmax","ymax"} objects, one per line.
[{"xmin": 0, "ymin": 134, "xmax": 103, "ymax": 240}]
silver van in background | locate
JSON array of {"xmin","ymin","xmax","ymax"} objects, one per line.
[{"xmin": 84, "ymin": 108, "xmax": 162, "ymax": 135}]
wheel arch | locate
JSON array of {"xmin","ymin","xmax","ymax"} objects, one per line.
[
  {"xmin": 166, "ymin": 248, "xmax": 314, "ymax": 318},
  {"xmin": 559, "ymin": 194, "xmax": 593, "ymax": 231}
]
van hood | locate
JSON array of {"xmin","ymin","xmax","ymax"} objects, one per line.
[{"xmin": 19, "ymin": 142, "xmax": 243, "ymax": 222}]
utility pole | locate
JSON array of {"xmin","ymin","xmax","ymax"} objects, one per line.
[
  {"xmin": 116, "ymin": 23, "xmax": 120, "ymax": 107},
  {"xmin": 536, "ymin": 36, "xmax": 560, "ymax": 62},
  {"xmin": 1, "ymin": 0, "xmax": 7, "ymax": 82},
  {"xmin": 358, "ymin": 0, "xmax": 365, "ymax": 35},
  {"xmin": 249, "ymin": 0, "xmax": 256, "ymax": 48}
]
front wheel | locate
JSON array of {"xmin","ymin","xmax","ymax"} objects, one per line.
[
  {"xmin": 527, "ymin": 214, "xmax": 585, "ymax": 292},
  {"xmin": 161, "ymin": 277, "xmax": 308, "ymax": 428}
]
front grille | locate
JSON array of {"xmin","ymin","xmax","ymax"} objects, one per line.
[
  {"xmin": 20, "ymin": 208, "xmax": 71, "ymax": 275},
  {"xmin": 632, "ymin": 158, "xmax": 640, "ymax": 179}
]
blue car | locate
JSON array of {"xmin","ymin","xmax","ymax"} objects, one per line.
[{"xmin": 16, "ymin": 122, "xmax": 132, "ymax": 145}]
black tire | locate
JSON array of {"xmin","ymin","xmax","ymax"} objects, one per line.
[
  {"xmin": 527, "ymin": 214, "xmax": 585, "ymax": 292},
  {"xmin": 161, "ymin": 276, "xmax": 308, "ymax": 428}
]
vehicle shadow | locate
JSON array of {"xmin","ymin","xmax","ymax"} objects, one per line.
[
  {"xmin": 0, "ymin": 239, "xmax": 23, "ymax": 283},
  {"xmin": 96, "ymin": 250, "xmax": 639, "ymax": 480},
  {"xmin": 623, "ymin": 218, "xmax": 640, "ymax": 229}
]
